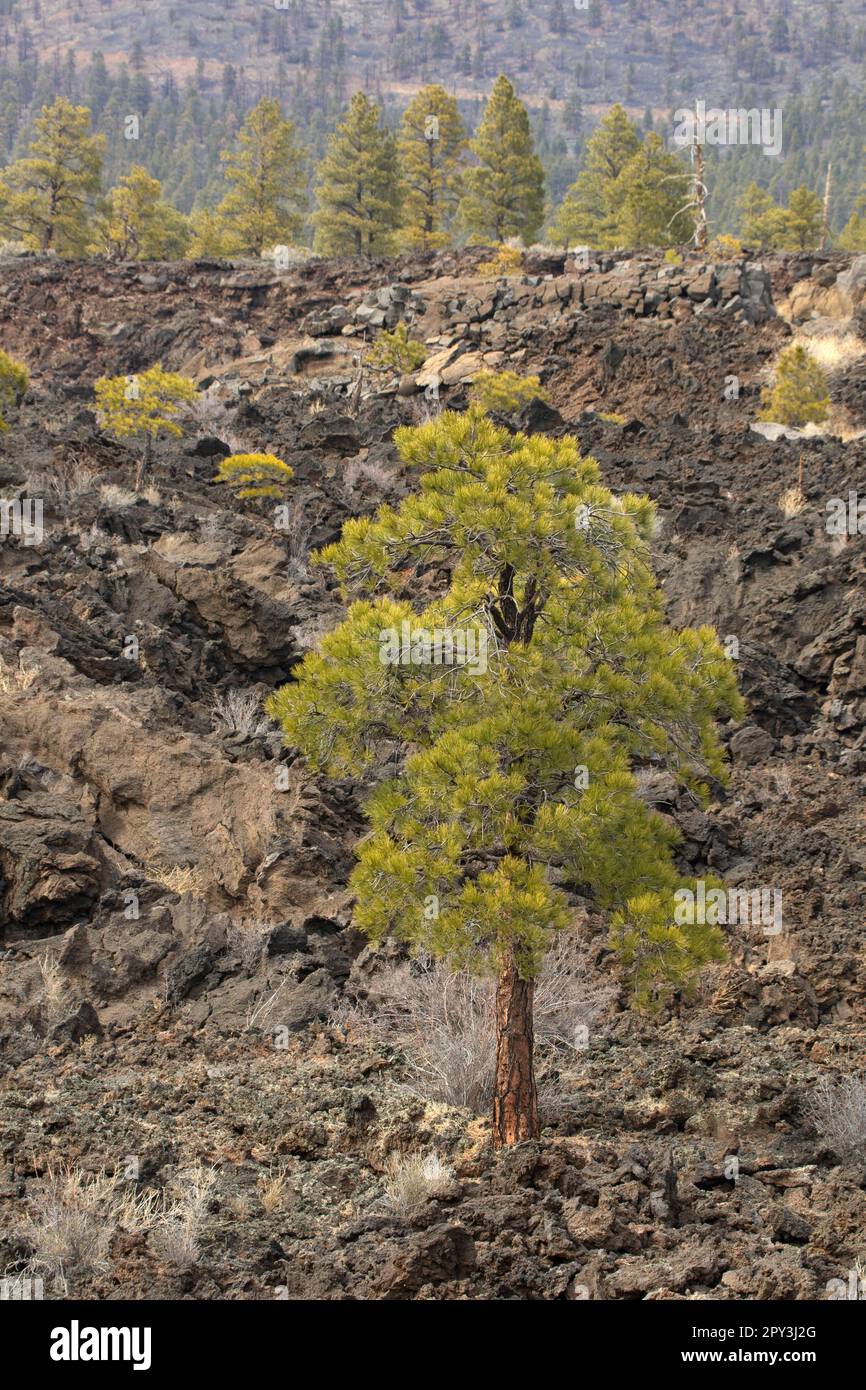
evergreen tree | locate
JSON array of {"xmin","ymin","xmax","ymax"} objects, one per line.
[
  {"xmin": 94, "ymin": 166, "xmax": 190, "ymax": 260},
  {"xmin": 266, "ymin": 408, "xmax": 743, "ymax": 1146},
  {"xmin": 94, "ymin": 365, "xmax": 197, "ymax": 491},
  {"xmin": 783, "ymin": 184, "xmax": 822, "ymax": 250},
  {"xmin": 215, "ymin": 452, "xmax": 294, "ymax": 500},
  {"xmin": 0, "ymin": 97, "xmax": 104, "ymax": 254},
  {"xmin": 397, "ymin": 84, "xmax": 467, "ymax": 249},
  {"xmin": 313, "ymin": 92, "xmax": 401, "ymax": 255},
  {"xmin": 738, "ymin": 181, "xmax": 788, "ymax": 248},
  {"xmin": 548, "ymin": 103, "xmax": 641, "ymax": 246},
  {"xmin": 458, "ymin": 75, "xmax": 545, "ymax": 245},
  {"xmin": 216, "ymin": 97, "xmax": 306, "ymax": 254},
  {"xmin": 0, "ymin": 349, "xmax": 28, "ymax": 432},
  {"xmin": 759, "ymin": 344, "xmax": 830, "ymax": 427},
  {"xmin": 187, "ymin": 207, "xmax": 235, "ymax": 258},
  {"xmin": 610, "ymin": 132, "xmax": 693, "ymax": 247}
]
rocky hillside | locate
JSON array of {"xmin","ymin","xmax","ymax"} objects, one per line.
[{"xmin": 0, "ymin": 245, "xmax": 865, "ymax": 1300}]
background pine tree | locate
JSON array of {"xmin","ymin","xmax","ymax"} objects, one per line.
[
  {"xmin": 398, "ymin": 84, "xmax": 467, "ymax": 250},
  {"xmin": 458, "ymin": 75, "xmax": 545, "ymax": 245},
  {"xmin": 313, "ymin": 93, "xmax": 401, "ymax": 256},
  {"xmin": 0, "ymin": 97, "xmax": 104, "ymax": 254}
]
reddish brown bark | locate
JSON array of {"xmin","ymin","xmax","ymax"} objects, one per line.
[{"xmin": 492, "ymin": 953, "xmax": 539, "ymax": 1147}]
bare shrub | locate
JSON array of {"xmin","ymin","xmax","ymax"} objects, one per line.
[
  {"xmin": 382, "ymin": 1152, "xmax": 453, "ymax": 1218},
  {"xmin": 20, "ymin": 1164, "xmax": 160, "ymax": 1294},
  {"xmin": 211, "ymin": 688, "xmax": 271, "ymax": 738},
  {"xmin": 0, "ymin": 657, "xmax": 37, "ymax": 693},
  {"xmin": 149, "ymin": 1162, "xmax": 217, "ymax": 1269},
  {"xmin": 38, "ymin": 952, "xmax": 65, "ymax": 1020},
  {"xmin": 27, "ymin": 454, "xmax": 98, "ymax": 508},
  {"xmin": 182, "ymin": 389, "xmax": 230, "ymax": 434},
  {"xmin": 225, "ymin": 918, "xmax": 272, "ymax": 974},
  {"xmin": 343, "ymin": 457, "xmax": 397, "ymax": 500},
  {"xmin": 336, "ymin": 934, "xmax": 613, "ymax": 1113},
  {"xmin": 804, "ymin": 1074, "xmax": 866, "ymax": 1160},
  {"xmin": 277, "ymin": 499, "xmax": 315, "ymax": 581},
  {"xmin": 245, "ymin": 977, "xmax": 291, "ymax": 1030}
]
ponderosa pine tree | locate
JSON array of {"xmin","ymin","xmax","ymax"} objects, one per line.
[
  {"xmin": 458, "ymin": 75, "xmax": 545, "ymax": 245},
  {"xmin": 783, "ymin": 185, "xmax": 823, "ymax": 251},
  {"xmin": 398, "ymin": 85, "xmax": 468, "ymax": 249},
  {"xmin": 0, "ymin": 97, "xmax": 105, "ymax": 255},
  {"xmin": 759, "ymin": 344, "xmax": 830, "ymax": 427},
  {"xmin": 216, "ymin": 98, "xmax": 306, "ymax": 254},
  {"xmin": 548, "ymin": 103, "xmax": 641, "ymax": 247},
  {"xmin": 611, "ymin": 133, "xmax": 693, "ymax": 247},
  {"xmin": 94, "ymin": 365, "xmax": 197, "ymax": 491},
  {"xmin": 738, "ymin": 182, "xmax": 786, "ymax": 249},
  {"xmin": 93, "ymin": 166, "xmax": 190, "ymax": 260},
  {"xmin": 313, "ymin": 93, "xmax": 401, "ymax": 256},
  {"xmin": 266, "ymin": 408, "xmax": 743, "ymax": 1146},
  {"xmin": 0, "ymin": 350, "xmax": 28, "ymax": 433}
]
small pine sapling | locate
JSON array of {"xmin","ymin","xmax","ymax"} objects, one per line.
[
  {"xmin": 214, "ymin": 452, "xmax": 294, "ymax": 500},
  {"xmin": 94, "ymin": 365, "xmax": 197, "ymax": 491},
  {"xmin": 0, "ymin": 349, "xmax": 29, "ymax": 433},
  {"xmin": 759, "ymin": 344, "xmax": 830, "ymax": 428}
]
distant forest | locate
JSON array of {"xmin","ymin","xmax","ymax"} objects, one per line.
[{"xmin": 1, "ymin": 6, "xmax": 866, "ymax": 241}]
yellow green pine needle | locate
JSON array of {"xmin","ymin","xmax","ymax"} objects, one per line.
[
  {"xmin": 759, "ymin": 344, "xmax": 830, "ymax": 427},
  {"xmin": 0, "ymin": 350, "xmax": 29, "ymax": 432},
  {"xmin": 366, "ymin": 324, "xmax": 427, "ymax": 374},
  {"xmin": 214, "ymin": 452, "xmax": 294, "ymax": 500},
  {"xmin": 469, "ymin": 370, "xmax": 548, "ymax": 414},
  {"xmin": 94, "ymin": 365, "xmax": 197, "ymax": 444},
  {"xmin": 267, "ymin": 406, "xmax": 744, "ymax": 1005}
]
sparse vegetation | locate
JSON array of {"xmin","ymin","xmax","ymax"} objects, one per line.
[
  {"xmin": 94, "ymin": 366, "xmax": 198, "ymax": 491},
  {"xmin": 382, "ymin": 1152, "xmax": 453, "ymax": 1217},
  {"xmin": 0, "ymin": 349, "xmax": 28, "ymax": 432},
  {"xmin": 20, "ymin": 1164, "xmax": 160, "ymax": 1294},
  {"xmin": 804, "ymin": 1074, "xmax": 866, "ymax": 1160},
  {"xmin": 760, "ymin": 344, "xmax": 831, "ymax": 428},
  {"xmin": 469, "ymin": 369, "xmax": 549, "ymax": 413},
  {"xmin": 366, "ymin": 324, "xmax": 428, "ymax": 375},
  {"xmin": 476, "ymin": 244, "xmax": 524, "ymax": 278},
  {"xmin": 214, "ymin": 452, "xmax": 294, "ymax": 501}
]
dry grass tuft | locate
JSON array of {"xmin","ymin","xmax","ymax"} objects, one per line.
[
  {"xmin": 778, "ymin": 486, "xmax": 806, "ymax": 517},
  {"xmin": 20, "ymin": 1164, "xmax": 161, "ymax": 1294},
  {"xmin": 0, "ymin": 657, "xmax": 37, "ymax": 693},
  {"xmin": 382, "ymin": 1152, "xmax": 453, "ymax": 1217},
  {"xmin": 147, "ymin": 862, "xmax": 210, "ymax": 899}
]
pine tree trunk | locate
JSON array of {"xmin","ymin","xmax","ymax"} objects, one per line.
[{"xmin": 492, "ymin": 952, "xmax": 539, "ymax": 1147}]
